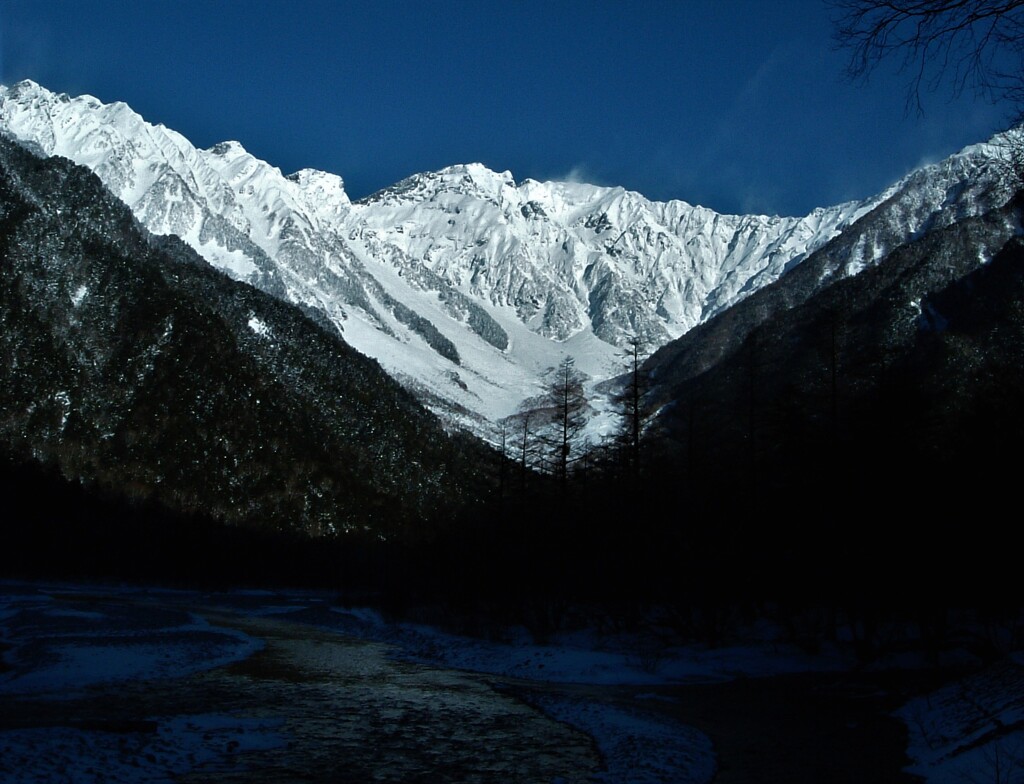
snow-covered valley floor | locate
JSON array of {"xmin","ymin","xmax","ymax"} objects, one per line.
[{"xmin": 2, "ymin": 581, "xmax": 1022, "ymax": 783}]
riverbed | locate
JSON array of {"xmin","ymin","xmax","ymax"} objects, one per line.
[{"xmin": 2, "ymin": 581, "xmax": 1018, "ymax": 783}]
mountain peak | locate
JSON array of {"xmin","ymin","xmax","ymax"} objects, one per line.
[
  {"xmin": 439, "ymin": 162, "xmax": 515, "ymax": 185},
  {"xmin": 2, "ymin": 79, "xmax": 53, "ymax": 103},
  {"xmin": 2, "ymin": 80, "xmax": 102, "ymax": 111},
  {"xmin": 5, "ymin": 79, "xmax": 46, "ymax": 95},
  {"xmin": 288, "ymin": 167, "xmax": 344, "ymax": 187},
  {"xmin": 287, "ymin": 168, "xmax": 350, "ymax": 206},
  {"xmin": 355, "ymin": 162, "xmax": 517, "ymax": 207},
  {"xmin": 208, "ymin": 140, "xmax": 248, "ymax": 158}
]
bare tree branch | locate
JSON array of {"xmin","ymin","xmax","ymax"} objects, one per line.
[{"xmin": 831, "ymin": 0, "xmax": 1024, "ymax": 118}]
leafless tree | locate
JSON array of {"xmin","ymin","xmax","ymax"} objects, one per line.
[
  {"xmin": 502, "ymin": 405, "xmax": 543, "ymax": 492},
  {"xmin": 540, "ymin": 357, "xmax": 590, "ymax": 489},
  {"xmin": 832, "ymin": 0, "xmax": 1024, "ymax": 119},
  {"xmin": 612, "ymin": 336, "xmax": 651, "ymax": 479},
  {"xmin": 507, "ymin": 359, "xmax": 591, "ymax": 491}
]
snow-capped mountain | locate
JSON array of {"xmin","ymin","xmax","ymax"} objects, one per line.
[{"xmin": 0, "ymin": 79, "xmax": 1014, "ymax": 434}]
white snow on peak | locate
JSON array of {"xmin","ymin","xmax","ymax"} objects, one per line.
[
  {"xmin": 439, "ymin": 162, "xmax": 515, "ymax": 185},
  {"xmin": 208, "ymin": 140, "xmax": 248, "ymax": 157},
  {"xmin": 288, "ymin": 168, "xmax": 347, "ymax": 193},
  {"xmin": 287, "ymin": 168, "xmax": 351, "ymax": 216}
]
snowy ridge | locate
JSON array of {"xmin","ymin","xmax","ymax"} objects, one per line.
[
  {"xmin": 355, "ymin": 164, "xmax": 864, "ymax": 346},
  {"xmin": 0, "ymin": 79, "xmax": 1013, "ymax": 433}
]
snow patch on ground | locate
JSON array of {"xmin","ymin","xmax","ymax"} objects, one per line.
[
  {"xmin": 70, "ymin": 284, "xmax": 88, "ymax": 307},
  {"xmin": 0, "ymin": 585, "xmax": 262, "ymax": 697},
  {"xmin": 897, "ymin": 661, "xmax": 1024, "ymax": 783},
  {"xmin": 247, "ymin": 313, "xmax": 272, "ymax": 337}
]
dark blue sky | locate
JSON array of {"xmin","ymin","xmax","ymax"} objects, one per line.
[{"xmin": 0, "ymin": 0, "xmax": 1008, "ymax": 216}]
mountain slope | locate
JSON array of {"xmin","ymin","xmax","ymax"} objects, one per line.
[
  {"xmin": 0, "ymin": 135, "xmax": 491, "ymax": 536},
  {"xmin": 641, "ymin": 185, "xmax": 1024, "ymax": 510},
  {"xmin": 641, "ymin": 141, "xmax": 1021, "ymax": 398}
]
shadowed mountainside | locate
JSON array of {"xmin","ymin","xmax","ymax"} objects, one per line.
[{"xmin": 0, "ymin": 136, "xmax": 494, "ymax": 538}]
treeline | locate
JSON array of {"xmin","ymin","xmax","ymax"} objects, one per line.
[{"xmin": 0, "ymin": 448, "xmax": 358, "ymax": 589}]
